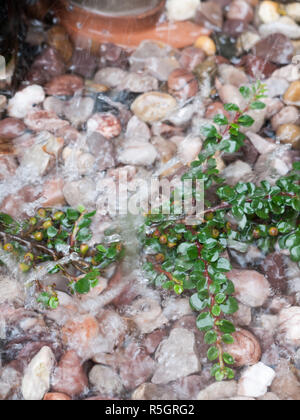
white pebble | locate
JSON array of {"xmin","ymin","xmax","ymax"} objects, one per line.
[
  {"xmin": 238, "ymin": 362, "xmax": 276, "ymax": 398},
  {"xmin": 166, "ymin": 0, "xmax": 201, "ymax": 21},
  {"xmin": 118, "ymin": 141, "xmax": 158, "ymax": 167},
  {"xmin": 279, "ymin": 307, "xmax": 300, "ymax": 347},
  {"xmin": 22, "ymin": 347, "xmax": 55, "ymax": 400},
  {"xmin": 8, "ymin": 85, "xmax": 45, "ymax": 119}
]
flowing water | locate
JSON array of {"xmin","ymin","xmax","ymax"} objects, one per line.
[{"xmin": 0, "ymin": 0, "xmax": 300, "ymax": 401}]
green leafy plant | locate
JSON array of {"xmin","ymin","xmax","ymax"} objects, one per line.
[
  {"xmin": 141, "ymin": 82, "xmax": 300, "ymax": 381},
  {"xmin": 0, "ymin": 82, "xmax": 299, "ymax": 383},
  {"xmin": 0, "ymin": 207, "xmax": 123, "ymax": 306}
]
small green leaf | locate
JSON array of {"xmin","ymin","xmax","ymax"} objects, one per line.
[
  {"xmin": 190, "ymin": 293, "xmax": 208, "ymax": 311},
  {"xmin": 207, "ymin": 346, "xmax": 219, "ymax": 361},
  {"xmin": 215, "ymin": 369, "xmax": 225, "ymax": 382},
  {"xmin": 222, "ymin": 334, "xmax": 234, "ymax": 344},
  {"xmin": 76, "ymin": 228, "xmax": 92, "ymax": 243},
  {"xmin": 74, "ymin": 277, "xmax": 90, "ymax": 294},
  {"xmin": 224, "ymin": 103, "xmax": 240, "ymax": 112},
  {"xmin": 220, "ymin": 297, "xmax": 239, "ymax": 315},
  {"xmin": 292, "ymin": 198, "xmax": 300, "ymax": 212},
  {"xmin": 49, "ymin": 296, "xmax": 59, "ymax": 309},
  {"xmin": 174, "ymin": 284, "xmax": 184, "ymax": 295},
  {"xmin": 239, "ymin": 86, "xmax": 251, "ymax": 98},
  {"xmin": 237, "ymin": 115, "xmax": 255, "ymax": 127},
  {"xmin": 217, "ymin": 186, "xmax": 236, "ymax": 202},
  {"xmin": 250, "ymin": 101, "xmax": 266, "ymax": 110},
  {"xmin": 214, "ymin": 114, "xmax": 229, "ymax": 126},
  {"xmin": 211, "ymin": 304, "xmax": 221, "ymax": 317},
  {"xmin": 214, "ymin": 258, "xmax": 232, "ymax": 272},
  {"xmin": 204, "ymin": 331, "xmax": 218, "ymax": 345},
  {"xmin": 223, "ymin": 353, "xmax": 235, "ymax": 365},
  {"xmin": 291, "ymin": 245, "xmax": 300, "ymax": 262},
  {"xmin": 196, "ymin": 312, "xmax": 214, "ymax": 332},
  {"xmin": 66, "ymin": 208, "xmax": 80, "ymax": 221},
  {"xmin": 47, "ymin": 226, "xmax": 58, "ymax": 238},
  {"xmin": 215, "ymin": 293, "xmax": 226, "ymax": 304},
  {"xmin": 217, "ymin": 320, "xmax": 236, "ymax": 334},
  {"xmin": 96, "ymin": 245, "xmax": 107, "ymax": 253}
]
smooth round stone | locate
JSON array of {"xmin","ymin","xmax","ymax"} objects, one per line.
[
  {"xmin": 286, "ymin": 3, "xmax": 300, "ymax": 22},
  {"xmin": 243, "ymin": 55, "xmax": 277, "ymax": 79},
  {"xmin": 45, "ymin": 75, "xmax": 84, "ymax": 96},
  {"xmin": 223, "ymin": 19, "xmax": 249, "ymax": 36},
  {"xmin": 284, "ymin": 81, "xmax": 300, "ymax": 106},
  {"xmin": 194, "ymin": 36, "xmax": 217, "ymax": 56},
  {"xmin": 271, "ymin": 106, "xmax": 299, "ymax": 131},
  {"xmin": 226, "ymin": 0, "xmax": 254, "ymax": 23},
  {"xmin": 131, "ymin": 92, "xmax": 177, "ymax": 123},
  {"xmin": 179, "ymin": 47, "xmax": 206, "ymax": 72},
  {"xmin": 195, "ymin": 1, "xmax": 223, "ymax": 31},
  {"xmin": 258, "ymin": 1, "xmax": 280, "ymax": 24},
  {"xmin": 252, "ymin": 33, "xmax": 294, "ymax": 65},
  {"xmin": 0, "ymin": 118, "xmax": 26, "ymax": 139},
  {"xmin": 276, "ymin": 124, "xmax": 300, "ymax": 149},
  {"xmin": 166, "ymin": 0, "xmax": 200, "ymax": 21}
]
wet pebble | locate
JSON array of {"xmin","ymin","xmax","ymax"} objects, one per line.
[
  {"xmin": 45, "ymin": 74, "xmax": 84, "ymax": 96},
  {"xmin": 284, "ymin": 81, "xmax": 300, "ymax": 106},
  {"xmin": 271, "ymin": 106, "xmax": 299, "ymax": 131},
  {"xmin": 168, "ymin": 69, "xmax": 199, "ymax": 101},
  {"xmin": 259, "ymin": 16, "xmax": 300, "ymax": 39},
  {"xmin": 223, "ymin": 19, "xmax": 249, "ymax": 37},
  {"xmin": 179, "ymin": 47, "xmax": 206, "ymax": 72},
  {"xmin": 227, "ymin": 269, "xmax": 270, "ymax": 307},
  {"xmin": 8, "ymin": 85, "xmax": 45, "ymax": 119},
  {"xmin": 86, "ymin": 132, "xmax": 116, "ymax": 171},
  {"xmin": 131, "ymin": 92, "xmax": 177, "ymax": 123},
  {"xmin": 130, "ymin": 298, "xmax": 168, "ymax": 334},
  {"xmin": 258, "ymin": 1, "xmax": 280, "ymax": 24},
  {"xmin": 44, "ymin": 393, "xmax": 72, "ymax": 401},
  {"xmin": 94, "ymin": 68, "xmax": 127, "ymax": 89},
  {"xmin": 52, "ymin": 351, "xmax": 88, "ymax": 397},
  {"xmin": 118, "ymin": 73, "xmax": 159, "ymax": 93},
  {"xmin": 197, "ymin": 381, "xmax": 238, "ymax": 400},
  {"xmin": 27, "ymin": 48, "xmax": 66, "ymax": 85},
  {"xmin": 166, "ymin": 0, "xmax": 200, "ymax": 21},
  {"xmin": 243, "ymin": 55, "xmax": 277, "ymax": 79},
  {"xmin": 226, "ymin": 0, "xmax": 254, "ymax": 23},
  {"xmin": 0, "ymin": 118, "xmax": 26, "ymax": 139},
  {"xmin": 252, "ymin": 33, "xmax": 294, "ymax": 65},
  {"xmin": 279, "ymin": 307, "xmax": 300, "ymax": 347},
  {"xmin": 64, "ymin": 96, "xmax": 95, "ymax": 127},
  {"xmin": 119, "ymin": 342, "xmax": 156, "ymax": 390},
  {"xmin": 21, "ymin": 346, "xmax": 55, "ymax": 401},
  {"xmin": 238, "ymin": 362, "xmax": 276, "ymax": 398},
  {"xmin": 152, "ymin": 328, "xmax": 201, "ymax": 385},
  {"xmin": 224, "ymin": 329, "xmax": 262, "ymax": 367},
  {"xmin": 24, "ymin": 110, "xmax": 69, "ymax": 133},
  {"xmin": 276, "ymin": 124, "xmax": 300, "ymax": 150},
  {"xmin": 89, "ymin": 365, "xmax": 123, "ymax": 396},
  {"xmin": 218, "ymin": 63, "xmax": 248, "ymax": 87},
  {"xmin": 0, "ymin": 156, "xmax": 18, "ymax": 181},
  {"xmin": 271, "ymin": 360, "xmax": 300, "ymax": 400},
  {"xmin": 41, "ymin": 177, "xmax": 66, "ymax": 207},
  {"xmin": 195, "ymin": 1, "xmax": 224, "ymax": 31},
  {"xmin": 87, "ymin": 113, "xmax": 122, "ymax": 139},
  {"xmin": 70, "ymin": 49, "xmax": 98, "ymax": 79},
  {"xmin": 63, "ymin": 178, "xmax": 97, "ymax": 209}
]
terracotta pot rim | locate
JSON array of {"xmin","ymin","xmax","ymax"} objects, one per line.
[{"xmin": 61, "ymin": 0, "xmax": 166, "ymax": 20}]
